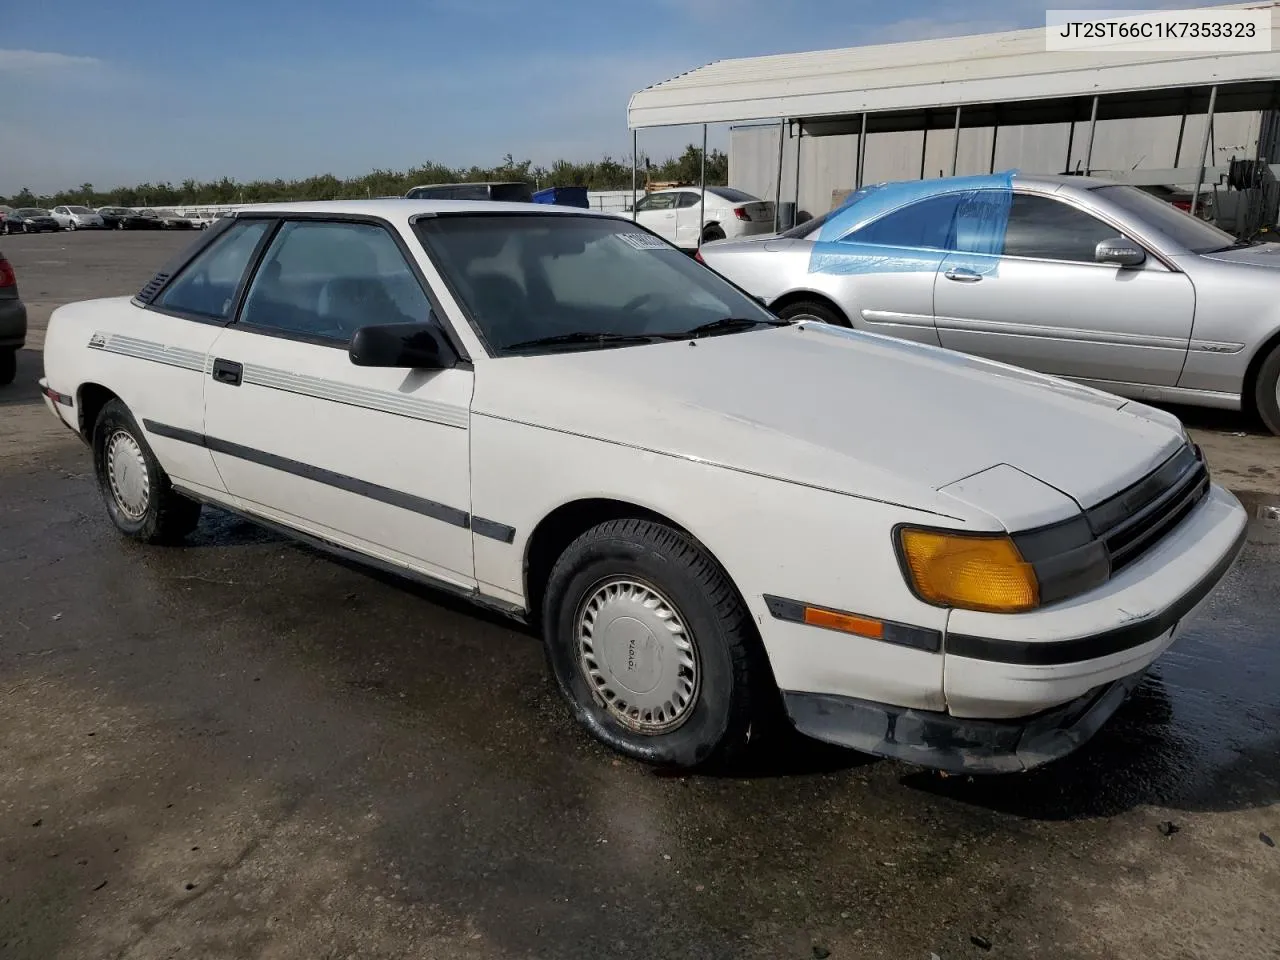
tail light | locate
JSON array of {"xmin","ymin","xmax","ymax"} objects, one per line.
[
  {"xmin": 733, "ymin": 207, "xmax": 750, "ymax": 221},
  {"xmin": 0, "ymin": 258, "xmax": 15, "ymax": 289},
  {"xmin": 694, "ymin": 249, "xmax": 705, "ymax": 263},
  {"xmin": 1173, "ymin": 200, "xmax": 1192, "ymax": 212}
]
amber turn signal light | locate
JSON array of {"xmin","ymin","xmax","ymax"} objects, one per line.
[{"xmin": 897, "ymin": 528, "xmax": 1040, "ymax": 613}]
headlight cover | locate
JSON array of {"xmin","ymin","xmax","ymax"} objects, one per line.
[{"xmin": 896, "ymin": 527, "xmax": 1040, "ymax": 613}]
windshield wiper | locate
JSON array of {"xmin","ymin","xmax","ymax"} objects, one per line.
[
  {"xmin": 677, "ymin": 316, "xmax": 793, "ymax": 339},
  {"xmin": 1210, "ymin": 238, "xmax": 1260, "ymax": 252},
  {"xmin": 503, "ymin": 331, "xmax": 663, "ymax": 352}
]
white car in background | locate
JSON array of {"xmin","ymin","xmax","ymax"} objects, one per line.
[
  {"xmin": 632, "ymin": 186, "xmax": 775, "ymax": 249},
  {"xmin": 37, "ymin": 199, "xmax": 1247, "ymax": 774},
  {"xmin": 180, "ymin": 209, "xmax": 215, "ymax": 229},
  {"xmin": 51, "ymin": 205, "xmax": 105, "ymax": 230}
]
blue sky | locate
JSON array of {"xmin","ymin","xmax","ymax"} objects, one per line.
[{"xmin": 2, "ymin": 0, "xmax": 1126, "ymax": 194}]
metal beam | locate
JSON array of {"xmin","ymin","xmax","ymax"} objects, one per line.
[
  {"xmin": 774, "ymin": 117, "xmax": 785, "ymax": 232},
  {"xmin": 989, "ymin": 106, "xmax": 999, "ymax": 173},
  {"xmin": 631, "ymin": 129, "xmax": 638, "ymax": 219},
  {"xmin": 860, "ymin": 113, "xmax": 870, "ymax": 189},
  {"xmin": 919, "ymin": 114, "xmax": 929, "ymax": 179},
  {"xmin": 1064, "ymin": 107, "xmax": 1076, "ymax": 173},
  {"xmin": 1083, "ymin": 95, "xmax": 1099, "ymax": 175},
  {"xmin": 1191, "ymin": 84, "xmax": 1218, "ymax": 217},
  {"xmin": 792, "ymin": 122, "xmax": 803, "ymax": 227},
  {"xmin": 698, "ymin": 123, "xmax": 707, "ymax": 248},
  {"xmin": 950, "ymin": 106, "xmax": 961, "ymax": 176}
]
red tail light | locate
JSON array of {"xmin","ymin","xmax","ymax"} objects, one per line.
[
  {"xmin": 0, "ymin": 258, "xmax": 15, "ymax": 289},
  {"xmin": 694, "ymin": 249, "xmax": 705, "ymax": 263},
  {"xmin": 1173, "ymin": 200, "xmax": 1192, "ymax": 212},
  {"xmin": 733, "ymin": 206, "xmax": 750, "ymax": 221}
]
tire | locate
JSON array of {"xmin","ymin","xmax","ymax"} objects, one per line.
[
  {"xmin": 117, "ymin": 220, "xmax": 125, "ymax": 230},
  {"xmin": 1253, "ymin": 341, "xmax": 1280, "ymax": 436},
  {"xmin": 542, "ymin": 518, "xmax": 769, "ymax": 770},
  {"xmin": 68, "ymin": 220, "xmax": 77, "ymax": 231},
  {"xmin": 0, "ymin": 349, "xmax": 15, "ymax": 386},
  {"xmin": 92, "ymin": 399, "xmax": 201, "ymax": 543},
  {"xmin": 23, "ymin": 223, "xmax": 30, "ymax": 234},
  {"xmin": 702, "ymin": 224, "xmax": 726, "ymax": 243},
  {"xmin": 775, "ymin": 298, "xmax": 850, "ymax": 327}
]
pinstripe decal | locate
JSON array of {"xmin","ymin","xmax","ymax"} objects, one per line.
[
  {"xmin": 240, "ymin": 362, "xmax": 469, "ymax": 428},
  {"xmin": 88, "ymin": 332, "xmax": 206, "ymax": 372},
  {"xmin": 87, "ymin": 332, "xmax": 469, "ymax": 429}
]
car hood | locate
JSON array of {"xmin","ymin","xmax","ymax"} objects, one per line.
[
  {"xmin": 475, "ymin": 323, "xmax": 1185, "ymax": 528},
  {"xmin": 1198, "ymin": 241, "xmax": 1280, "ymax": 267}
]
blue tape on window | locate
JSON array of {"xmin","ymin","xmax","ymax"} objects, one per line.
[{"xmin": 809, "ymin": 172, "xmax": 1017, "ymax": 278}]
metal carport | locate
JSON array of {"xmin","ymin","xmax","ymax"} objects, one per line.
[{"xmin": 626, "ymin": 1, "xmax": 1280, "ymax": 236}]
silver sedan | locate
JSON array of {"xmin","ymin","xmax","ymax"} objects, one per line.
[{"xmin": 699, "ymin": 173, "xmax": 1280, "ymax": 434}]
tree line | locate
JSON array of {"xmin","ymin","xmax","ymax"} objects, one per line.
[{"xmin": 2, "ymin": 145, "xmax": 730, "ymax": 209}]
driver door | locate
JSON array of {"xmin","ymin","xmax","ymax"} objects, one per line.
[
  {"xmin": 633, "ymin": 192, "xmax": 678, "ymax": 243},
  {"xmin": 202, "ymin": 217, "xmax": 477, "ymax": 588}
]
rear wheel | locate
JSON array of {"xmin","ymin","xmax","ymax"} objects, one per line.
[
  {"xmin": 0, "ymin": 349, "xmax": 15, "ymax": 386},
  {"xmin": 92, "ymin": 399, "xmax": 202, "ymax": 543},
  {"xmin": 702, "ymin": 224, "xmax": 726, "ymax": 243},
  {"xmin": 542, "ymin": 518, "xmax": 768, "ymax": 770},
  {"xmin": 775, "ymin": 298, "xmax": 849, "ymax": 327},
  {"xmin": 1253, "ymin": 342, "xmax": 1280, "ymax": 436}
]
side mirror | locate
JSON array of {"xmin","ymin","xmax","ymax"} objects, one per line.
[
  {"xmin": 349, "ymin": 320, "xmax": 456, "ymax": 369},
  {"xmin": 1095, "ymin": 237, "xmax": 1145, "ymax": 267}
]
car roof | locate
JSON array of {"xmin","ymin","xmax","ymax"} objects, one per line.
[{"xmin": 228, "ymin": 199, "xmax": 617, "ymax": 219}]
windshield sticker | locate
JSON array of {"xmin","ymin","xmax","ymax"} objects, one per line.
[
  {"xmin": 808, "ymin": 171, "xmax": 1016, "ymax": 279},
  {"xmin": 616, "ymin": 232, "xmax": 668, "ymax": 251}
]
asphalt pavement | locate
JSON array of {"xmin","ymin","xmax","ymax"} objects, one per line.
[{"xmin": 2, "ymin": 230, "xmax": 1278, "ymax": 960}]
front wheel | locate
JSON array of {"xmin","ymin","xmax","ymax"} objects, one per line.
[
  {"xmin": 68, "ymin": 221, "xmax": 77, "ymax": 231},
  {"xmin": 0, "ymin": 349, "xmax": 15, "ymax": 386},
  {"xmin": 1253, "ymin": 342, "xmax": 1280, "ymax": 436},
  {"xmin": 542, "ymin": 518, "xmax": 769, "ymax": 770},
  {"xmin": 775, "ymin": 299, "xmax": 850, "ymax": 327},
  {"xmin": 92, "ymin": 399, "xmax": 202, "ymax": 543}
]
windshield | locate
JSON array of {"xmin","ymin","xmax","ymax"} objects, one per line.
[
  {"xmin": 18, "ymin": 208, "xmax": 48, "ymax": 217},
  {"xmin": 1091, "ymin": 184, "xmax": 1236, "ymax": 253},
  {"xmin": 708, "ymin": 187, "xmax": 760, "ymax": 203},
  {"xmin": 68, "ymin": 205, "xmax": 92, "ymax": 214},
  {"xmin": 415, "ymin": 214, "xmax": 780, "ymax": 355}
]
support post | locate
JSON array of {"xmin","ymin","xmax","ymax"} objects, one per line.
[
  {"xmin": 1083, "ymin": 95, "xmax": 1099, "ymax": 175},
  {"xmin": 989, "ymin": 107, "xmax": 999, "ymax": 174},
  {"xmin": 950, "ymin": 106, "xmax": 961, "ymax": 176},
  {"xmin": 919, "ymin": 113, "xmax": 929, "ymax": 179},
  {"xmin": 1191, "ymin": 85, "xmax": 1218, "ymax": 217},
  {"xmin": 1173, "ymin": 95, "xmax": 1190, "ymax": 166},
  {"xmin": 698, "ymin": 123, "xmax": 707, "ymax": 248},
  {"xmin": 1064, "ymin": 107, "xmax": 1076, "ymax": 173},
  {"xmin": 631, "ymin": 129, "xmax": 638, "ymax": 220},
  {"xmin": 856, "ymin": 112, "xmax": 868, "ymax": 188},
  {"xmin": 774, "ymin": 117, "xmax": 785, "ymax": 232},
  {"xmin": 792, "ymin": 121, "xmax": 803, "ymax": 227}
]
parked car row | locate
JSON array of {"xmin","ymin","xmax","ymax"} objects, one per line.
[
  {"xmin": 34, "ymin": 196, "xmax": 1249, "ymax": 777},
  {"xmin": 0, "ymin": 205, "xmax": 218, "ymax": 234}
]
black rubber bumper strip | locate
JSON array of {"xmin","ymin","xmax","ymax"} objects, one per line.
[
  {"xmin": 763, "ymin": 594, "xmax": 942, "ymax": 653},
  {"xmin": 947, "ymin": 521, "xmax": 1247, "ymax": 666},
  {"xmin": 782, "ymin": 668, "xmax": 1146, "ymax": 774},
  {"xmin": 142, "ymin": 419, "xmax": 515, "ymax": 542}
]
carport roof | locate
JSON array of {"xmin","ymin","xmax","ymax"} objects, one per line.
[{"xmin": 627, "ymin": 1, "xmax": 1280, "ymax": 130}]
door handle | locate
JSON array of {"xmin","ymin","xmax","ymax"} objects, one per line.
[
  {"xmin": 944, "ymin": 267, "xmax": 983, "ymax": 282},
  {"xmin": 211, "ymin": 358, "xmax": 243, "ymax": 386}
]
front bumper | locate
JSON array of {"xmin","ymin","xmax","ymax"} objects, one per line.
[
  {"xmin": 778, "ymin": 483, "xmax": 1248, "ymax": 772},
  {"xmin": 783, "ymin": 669, "xmax": 1148, "ymax": 774},
  {"xmin": 0, "ymin": 297, "xmax": 27, "ymax": 348}
]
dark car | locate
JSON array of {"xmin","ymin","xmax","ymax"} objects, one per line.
[
  {"xmin": 3, "ymin": 208, "xmax": 61, "ymax": 234},
  {"xmin": 404, "ymin": 181, "xmax": 534, "ymax": 202},
  {"xmin": 0, "ymin": 250, "xmax": 27, "ymax": 385},
  {"xmin": 132, "ymin": 209, "xmax": 168, "ymax": 230},
  {"xmin": 98, "ymin": 206, "xmax": 152, "ymax": 230},
  {"xmin": 148, "ymin": 208, "xmax": 195, "ymax": 229}
]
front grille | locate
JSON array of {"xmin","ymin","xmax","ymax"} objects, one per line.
[{"xmin": 1087, "ymin": 443, "xmax": 1210, "ymax": 574}]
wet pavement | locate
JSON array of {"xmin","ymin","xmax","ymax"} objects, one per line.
[{"xmin": 2, "ymin": 232, "xmax": 1279, "ymax": 959}]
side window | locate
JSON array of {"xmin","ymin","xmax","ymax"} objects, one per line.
[
  {"xmin": 633, "ymin": 195, "xmax": 655, "ymax": 212},
  {"xmin": 1003, "ymin": 194, "xmax": 1124, "ymax": 262},
  {"xmin": 238, "ymin": 220, "xmax": 432, "ymax": 342},
  {"xmin": 154, "ymin": 220, "xmax": 271, "ymax": 319},
  {"xmin": 677, "ymin": 192, "xmax": 701, "ymax": 209},
  {"xmin": 847, "ymin": 194, "xmax": 965, "ymax": 250},
  {"xmin": 647, "ymin": 193, "xmax": 677, "ymax": 210}
]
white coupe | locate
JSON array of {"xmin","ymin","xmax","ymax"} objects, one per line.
[{"xmin": 39, "ymin": 200, "xmax": 1248, "ymax": 773}]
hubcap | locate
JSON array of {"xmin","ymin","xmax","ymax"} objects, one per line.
[
  {"xmin": 105, "ymin": 430, "xmax": 150, "ymax": 520},
  {"xmin": 576, "ymin": 578, "xmax": 699, "ymax": 735}
]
